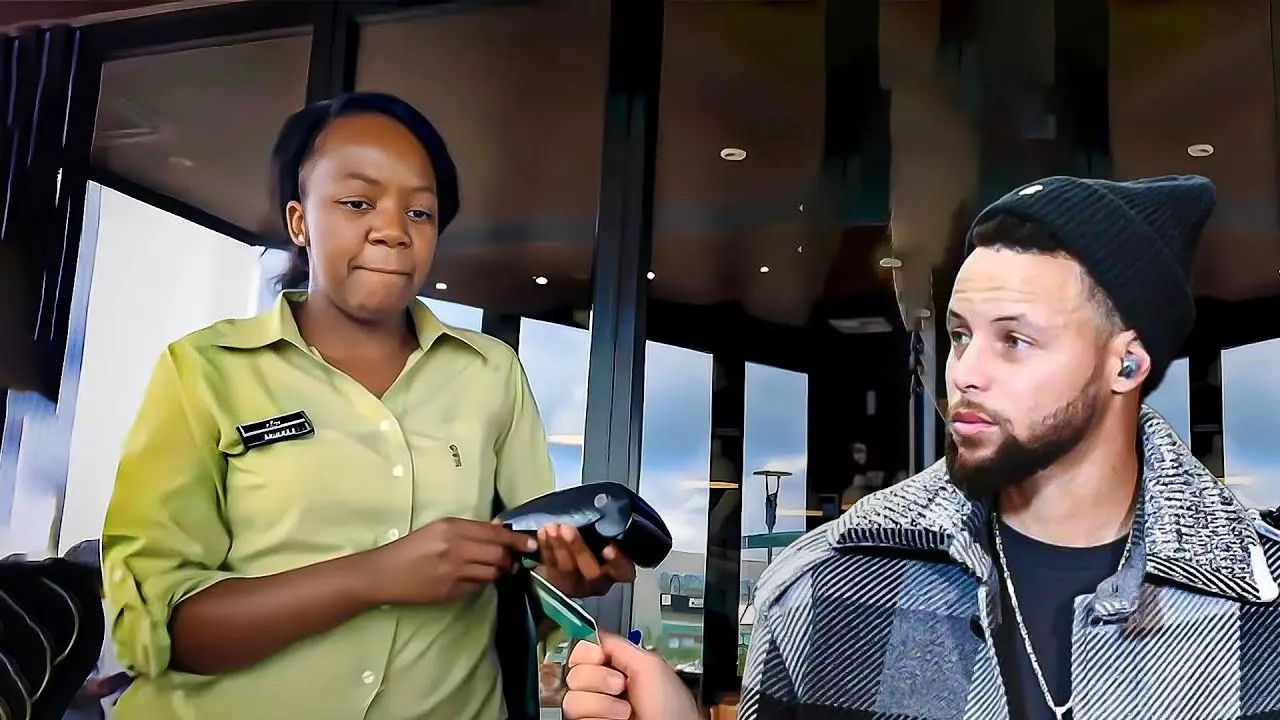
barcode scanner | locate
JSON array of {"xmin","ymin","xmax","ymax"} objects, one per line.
[{"xmin": 496, "ymin": 482, "xmax": 673, "ymax": 569}]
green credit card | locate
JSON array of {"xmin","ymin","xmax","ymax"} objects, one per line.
[{"xmin": 530, "ymin": 571, "xmax": 599, "ymax": 644}]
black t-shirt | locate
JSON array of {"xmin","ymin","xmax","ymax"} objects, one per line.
[{"xmin": 990, "ymin": 521, "xmax": 1128, "ymax": 720}]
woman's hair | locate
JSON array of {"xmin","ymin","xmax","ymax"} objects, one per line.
[{"xmin": 270, "ymin": 92, "xmax": 461, "ymax": 290}]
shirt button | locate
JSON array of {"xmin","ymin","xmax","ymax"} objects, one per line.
[
  {"xmin": 361, "ymin": 670, "xmax": 376, "ymax": 685},
  {"xmin": 384, "ymin": 528, "xmax": 400, "ymax": 543},
  {"xmin": 379, "ymin": 420, "xmax": 392, "ymax": 432},
  {"xmin": 391, "ymin": 464, "xmax": 405, "ymax": 477}
]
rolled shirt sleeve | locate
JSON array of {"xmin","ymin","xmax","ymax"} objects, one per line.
[
  {"xmin": 101, "ymin": 344, "xmax": 238, "ymax": 677},
  {"xmin": 493, "ymin": 349, "xmax": 555, "ymax": 508}
]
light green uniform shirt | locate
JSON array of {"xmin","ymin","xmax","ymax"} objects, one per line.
[{"xmin": 101, "ymin": 291, "xmax": 554, "ymax": 719}]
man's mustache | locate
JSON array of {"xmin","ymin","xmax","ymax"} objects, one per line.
[{"xmin": 948, "ymin": 401, "xmax": 1004, "ymax": 425}]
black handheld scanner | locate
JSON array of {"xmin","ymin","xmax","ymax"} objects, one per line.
[{"xmin": 495, "ymin": 482, "xmax": 673, "ymax": 569}]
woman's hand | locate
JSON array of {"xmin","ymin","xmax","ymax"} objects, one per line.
[
  {"xmin": 535, "ymin": 523, "xmax": 637, "ymax": 598},
  {"xmin": 367, "ymin": 516, "xmax": 537, "ymax": 605},
  {"xmin": 168, "ymin": 517, "xmax": 532, "ymax": 675}
]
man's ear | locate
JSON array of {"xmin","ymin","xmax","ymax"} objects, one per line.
[{"xmin": 1110, "ymin": 331, "xmax": 1151, "ymax": 394}]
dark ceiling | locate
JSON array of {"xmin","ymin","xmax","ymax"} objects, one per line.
[
  {"xmin": 0, "ymin": 0, "xmax": 214, "ymax": 30},
  {"xmin": 90, "ymin": 0, "xmax": 1280, "ymax": 328}
]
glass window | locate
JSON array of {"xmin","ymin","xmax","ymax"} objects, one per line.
[
  {"xmin": 0, "ymin": 390, "xmax": 58, "ymax": 557},
  {"xmin": 355, "ymin": 0, "xmax": 607, "ymax": 320},
  {"xmin": 1106, "ymin": 1, "xmax": 1277, "ymax": 476},
  {"xmin": 0, "ymin": 181, "xmax": 278, "ymax": 559},
  {"xmin": 632, "ymin": 341, "xmax": 714, "ymax": 670},
  {"xmin": 1222, "ymin": 340, "xmax": 1280, "ymax": 508},
  {"xmin": 256, "ymin": 248, "xmax": 293, "ymax": 312},
  {"xmin": 637, "ymin": 1, "xmax": 1280, "ymax": 698},
  {"xmin": 519, "ymin": 318, "xmax": 591, "ymax": 491},
  {"xmin": 739, "ymin": 362, "xmax": 808, "ymax": 671},
  {"xmin": 892, "ymin": 0, "xmax": 1276, "ymax": 488},
  {"xmin": 644, "ymin": 1, "xmax": 911, "ymax": 691},
  {"xmin": 59, "ymin": 185, "xmax": 272, "ymax": 555},
  {"xmin": 93, "ymin": 33, "xmax": 313, "ymax": 234},
  {"xmin": 1145, "ymin": 357, "xmax": 1191, "ymax": 445},
  {"xmin": 354, "ymin": 4, "xmax": 608, "ymax": 710}
]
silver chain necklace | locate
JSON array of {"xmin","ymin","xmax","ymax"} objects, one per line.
[{"xmin": 991, "ymin": 516, "xmax": 1131, "ymax": 720}]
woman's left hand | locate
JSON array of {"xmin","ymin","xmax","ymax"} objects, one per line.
[{"xmin": 535, "ymin": 523, "xmax": 636, "ymax": 598}]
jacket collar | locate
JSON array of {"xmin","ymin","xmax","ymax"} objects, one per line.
[
  {"xmin": 208, "ymin": 290, "xmax": 486, "ymax": 356},
  {"xmin": 828, "ymin": 406, "xmax": 1279, "ymax": 617}
]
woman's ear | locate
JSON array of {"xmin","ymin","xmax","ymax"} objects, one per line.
[{"xmin": 286, "ymin": 200, "xmax": 306, "ymax": 248}]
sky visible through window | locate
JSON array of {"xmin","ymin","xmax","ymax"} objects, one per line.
[
  {"xmin": 1223, "ymin": 342, "xmax": 1280, "ymax": 508},
  {"xmin": 418, "ymin": 298, "xmax": 812, "ymax": 553}
]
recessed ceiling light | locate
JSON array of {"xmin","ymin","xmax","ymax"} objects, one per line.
[
  {"xmin": 646, "ymin": 271, "xmax": 655, "ymax": 280},
  {"xmin": 798, "ymin": 204, "xmax": 805, "ymax": 212},
  {"xmin": 1187, "ymin": 144, "xmax": 1214, "ymax": 157},
  {"xmin": 534, "ymin": 276, "xmax": 548, "ymax": 285},
  {"xmin": 720, "ymin": 147, "xmax": 747, "ymax": 161},
  {"xmin": 796, "ymin": 245, "xmax": 803, "ymax": 253},
  {"xmin": 434, "ymin": 282, "xmax": 448, "ymax": 290},
  {"xmin": 759, "ymin": 265, "xmax": 770, "ymax": 273},
  {"xmin": 879, "ymin": 257, "xmax": 903, "ymax": 269}
]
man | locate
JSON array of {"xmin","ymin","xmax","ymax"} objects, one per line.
[{"xmin": 562, "ymin": 174, "xmax": 1280, "ymax": 720}]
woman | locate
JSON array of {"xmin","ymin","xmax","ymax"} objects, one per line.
[{"xmin": 100, "ymin": 92, "xmax": 633, "ymax": 719}]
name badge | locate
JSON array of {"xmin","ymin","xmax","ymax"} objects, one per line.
[{"xmin": 235, "ymin": 411, "xmax": 315, "ymax": 450}]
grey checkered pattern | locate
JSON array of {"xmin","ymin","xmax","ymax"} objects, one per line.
[{"xmin": 739, "ymin": 407, "xmax": 1280, "ymax": 720}]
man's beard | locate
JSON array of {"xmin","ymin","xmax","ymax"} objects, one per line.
[{"xmin": 945, "ymin": 382, "xmax": 1102, "ymax": 503}]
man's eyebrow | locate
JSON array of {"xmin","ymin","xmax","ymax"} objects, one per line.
[
  {"xmin": 992, "ymin": 313, "xmax": 1053, "ymax": 333},
  {"xmin": 947, "ymin": 310, "xmax": 1050, "ymax": 333},
  {"xmin": 992, "ymin": 313, "xmax": 1027, "ymax": 324}
]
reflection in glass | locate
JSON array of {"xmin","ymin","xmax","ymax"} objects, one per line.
[
  {"xmin": 738, "ymin": 363, "xmax": 807, "ymax": 672},
  {"xmin": 1223, "ymin": 340, "xmax": 1280, "ymax": 508},
  {"xmin": 1144, "ymin": 357, "xmax": 1190, "ymax": 445},
  {"xmin": 633, "ymin": 342, "xmax": 713, "ymax": 671}
]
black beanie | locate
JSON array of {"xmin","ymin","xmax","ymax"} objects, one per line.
[{"xmin": 965, "ymin": 174, "xmax": 1216, "ymax": 393}]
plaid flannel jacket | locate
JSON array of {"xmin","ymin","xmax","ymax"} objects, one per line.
[{"xmin": 739, "ymin": 407, "xmax": 1280, "ymax": 720}]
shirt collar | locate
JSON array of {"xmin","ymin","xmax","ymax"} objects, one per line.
[
  {"xmin": 209, "ymin": 290, "xmax": 486, "ymax": 356},
  {"xmin": 827, "ymin": 406, "xmax": 1279, "ymax": 609}
]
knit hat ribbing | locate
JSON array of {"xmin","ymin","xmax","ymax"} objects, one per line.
[{"xmin": 965, "ymin": 174, "xmax": 1216, "ymax": 392}]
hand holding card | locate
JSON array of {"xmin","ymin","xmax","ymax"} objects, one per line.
[{"xmin": 561, "ymin": 632, "xmax": 701, "ymax": 720}]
